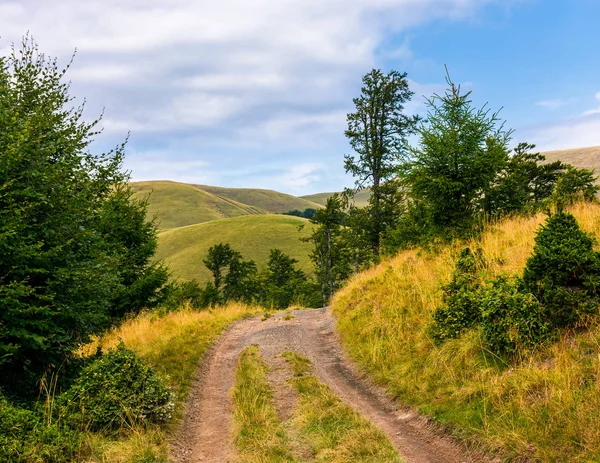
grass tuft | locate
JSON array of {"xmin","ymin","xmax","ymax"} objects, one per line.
[
  {"xmin": 282, "ymin": 352, "xmax": 403, "ymax": 463},
  {"xmin": 232, "ymin": 345, "xmax": 297, "ymax": 463}
]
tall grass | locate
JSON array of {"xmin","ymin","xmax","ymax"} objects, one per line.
[
  {"xmin": 81, "ymin": 303, "xmax": 259, "ymax": 462},
  {"xmin": 333, "ymin": 203, "xmax": 600, "ymax": 461}
]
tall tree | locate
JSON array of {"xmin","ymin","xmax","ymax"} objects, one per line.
[
  {"xmin": 344, "ymin": 69, "xmax": 419, "ymax": 256},
  {"xmin": 203, "ymin": 243, "xmax": 236, "ymax": 292},
  {"xmin": 481, "ymin": 143, "xmax": 566, "ymax": 217},
  {"xmin": 0, "ymin": 37, "xmax": 166, "ymax": 391},
  {"xmin": 403, "ymin": 71, "xmax": 511, "ymax": 238},
  {"xmin": 303, "ymin": 194, "xmax": 352, "ymax": 305},
  {"xmin": 263, "ymin": 249, "xmax": 307, "ymax": 309}
]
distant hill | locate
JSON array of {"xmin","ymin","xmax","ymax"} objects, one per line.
[
  {"xmin": 131, "ymin": 181, "xmax": 322, "ymax": 230},
  {"xmin": 197, "ymin": 184, "xmax": 322, "ymax": 213},
  {"xmin": 301, "ymin": 188, "xmax": 371, "ymax": 208},
  {"xmin": 131, "ymin": 181, "xmax": 264, "ymax": 230},
  {"xmin": 541, "ymin": 146, "xmax": 600, "ymax": 175},
  {"xmin": 155, "ymin": 214, "xmax": 314, "ymax": 283}
]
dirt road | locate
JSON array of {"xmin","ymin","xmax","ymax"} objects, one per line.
[{"xmin": 171, "ymin": 308, "xmax": 494, "ymax": 463}]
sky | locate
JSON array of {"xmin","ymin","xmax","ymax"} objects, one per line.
[{"xmin": 1, "ymin": 0, "xmax": 600, "ymax": 195}]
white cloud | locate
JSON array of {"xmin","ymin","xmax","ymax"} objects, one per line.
[
  {"xmin": 0, "ymin": 0, "xmax": 511, "ymax": 194},
  {"xmin": 524, "ymin": 116, "xmax": 600, "ymax": 152},
  {"xmin": 582, "ymin": 92, "xmax": 600, "ymax": 116},
  {"xmin": 536, "ymin": 99, "xmax": 567, "ymax": 110}
]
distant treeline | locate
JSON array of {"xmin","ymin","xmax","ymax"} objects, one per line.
[
  {"xmin": 282, "ymin": 208, "xmax": 317, "ymax": 219},
  {"xmin": 163, "ymin": 243, "xmax": 321, "ymax": 310}
]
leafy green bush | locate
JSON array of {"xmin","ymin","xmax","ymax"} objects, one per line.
[
  {"xmin": 431, "ymin": 248, "xmax": 483, "ymax": 341},
  {"xmin": 523, "ymin": 212, "xmax": 600, "ymax": 328},
  {"xmin": 0, "ymin": 396, "xmax": 81, "ymax": 463},
  {"xmin": 65, "ymin": 342, "xmax": 174, "ymax": 432},
  {"xmin": 480, "ymin": 276, "xmax": 550, "ymax": 354}
]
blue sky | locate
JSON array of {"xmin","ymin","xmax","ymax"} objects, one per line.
[{"xmin": 1, "ymin": 0, "xmax": 599, "ymax": 195}]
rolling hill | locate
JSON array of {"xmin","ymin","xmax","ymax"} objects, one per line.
[
  {"xmin": 131, "ymin": 181, "xmax": 264, "ymax": 229},
  {"xmin": 131, "ymin": 181, "xmax": 323, "ymax": 230},
  {"xmin": 155, "ymin": 214, "xmax": 314, "ymax": 282},
  {"xmin": 301, "ymin": 188, "xmax": 371, "ymax": 208},
  {"xmin": 541, "ymin": 145, "xmax": 600, "ymax": 174},
  {"xmin": 196, "ymin": 184, "xmax": 322, "ymax": 213}
]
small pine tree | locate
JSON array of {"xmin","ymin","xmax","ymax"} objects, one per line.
[{"xmin": 523, "ymin": 212, "xmax": 600, "ymax": 327}]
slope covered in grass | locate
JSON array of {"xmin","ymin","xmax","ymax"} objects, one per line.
[
  {"xmin": 542, "ymin": 145, "xmax": 600, "ymax": 176},
  {"xmin": 301, "ymin": 188, "xmax": 370, "ymax": 208},
  {"xmin": 156, "ymin": 214, "xmax": 314, "ymax": 282},
  {"xmin": 333, "ymin": 202, "xmax": 600, "ymax": 462},
  {"xmin": 82, "ymin": 303, "xmax": 259, "ymax": 463},
  {"xmin": 197, "ymin": 184, "xmax": 323, "ymax": 214},
  {"xmin": 131, "ymin": 181, "xmax": 264, "ymax": 229}
]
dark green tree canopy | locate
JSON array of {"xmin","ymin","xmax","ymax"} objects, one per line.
[
  {"xmin": 403, "ymin": 72, "xmax": 512, "ymax": 237},
  {"xmin": 0, "ymin": 37, "xmax": 167, "ymax": 392},
  {"xmin": 344, "ymin": 69, "xmax": 419, "ymax": 256}
]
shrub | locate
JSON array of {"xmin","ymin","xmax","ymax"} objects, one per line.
[
  {"xmin": 161, "ymin": 279, "xmax": 206, "ymax": 310},
  {"xmin": 65, "ymin": 342, "xmax": 174, "ymax": 432},
  {"xmin": 0, "ymin": 396, "xmax": 81, "ymax": 463},
  {"xmin": 480, "ymin": 276, "xmax": 550, "ymax": 355},
  {"xmin": 431, "ymin": 248, "xmax": 483, "ymax": 342},
  {"xmin": 523, "ymin": 212, "xmax": 600, "ymax": 327}
]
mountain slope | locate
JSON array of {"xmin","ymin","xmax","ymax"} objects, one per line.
[
  {"xmin": 301, "ymin": 188, "xmax": 371, "ymax": 208},
  {"xmin": 131, "ymin": 181, "xmax": 265, "ymax": 229},
  {"xmin": 197, "ymin": 184, "xmax": 323, "ymax": 213},
  {"xmin": 541, "ymin": 145, "xmax": 600, "ymax": 174},
  {"xmin": 155, "ymin": 214, "xmax": 314, "ymax": 282},
  {"xmin": 333, "ymin": 202, "xmax": 600, "ymax": 462}
]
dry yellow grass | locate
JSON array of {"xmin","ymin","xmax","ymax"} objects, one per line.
[
  {"xmin": 333, "ymin": 202, "xmax": 600, "ymax": 462},
  {"xmin": 81, "ymin": 303, "xmax": 260, "ymax": 463}
]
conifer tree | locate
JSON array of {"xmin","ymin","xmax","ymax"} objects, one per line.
[
  {"xmin": 403, "ymin": 71, "xmax": 511, "ymax": 238},
  {"xmin": 344, "ymin": 69, "xmax": 419, "ymax": 256}
]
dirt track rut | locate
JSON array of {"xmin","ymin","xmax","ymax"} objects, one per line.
[{"xmin": 171, "ymin": 308, "xmax": 494, "ymax": 463}]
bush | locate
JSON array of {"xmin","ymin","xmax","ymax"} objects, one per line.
[
  {"xmin": 0, "ymin": 396, "xmax": 81, "ymax": 463},
  {"xmin": 65, "ymin": 342, "xmax": 174, "ymax": 432},
  {"xmin": 523, "ymin": 212, "xmax": 600, "ymax": 327},
  {"xmin": 431, "ymin": 248, "xmax": 483, "ymax": 342},
  {"xmin": 480, "ymin": 276, "xmax": 550, "ymax": 354}
]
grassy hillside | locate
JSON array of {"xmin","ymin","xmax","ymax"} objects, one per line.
[
  {"xmin": 155, "ymin": 214, "xmax": 314, "ymax": 282},
  {"xmin": 197, "ymin": 184, "xmax": 323, "ymax": 213},
  {"xmin": 333, "ymin": 202, "xmax": 600, "ymax": 462},
  {"xmin": 83, "ymin": 303, "xmax": 259, "ymax": 462},
  {"xmin": 541, "ymin": 145, "xmax": 600, "ymax": 175},
  {"xmin": 131, "ymin": 181, "xmax": 264, "ymax": 229},
  {"xmin": 301, "ymin": 188, "xmax": 370, "ymax": 208}
]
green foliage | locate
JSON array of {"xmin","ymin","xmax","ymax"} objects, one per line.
[
  {"xmin": 282, "ymin": 208, "xmax": 317, "ymax": 219},
  {"xmin": 482, "ymin": 143, "xmax": 566, "ymax": 217},
  {"xmin": 0, "ymin": 37, "xmax": 166, "ymax": 393},
  {"xmin": 345, "ymin": 69, "xmax": 419, "ymax": 256},
  {"xmin": 480, "ymin": 276, "xmax": 549, "ymax": 354},
  {"xmin": 552, "ymin": 165, "xmax": 599, "ymax": 210},
  {"xmin": 431, "ymin": 248, "xmax": 483, "ymax": 342},
  {"xmin": 262, "ymin": 249, "xmax": 310, "ymax": 309},
  {"xmin": 65, "ymin": 343, "xmax": 174, "ymax": 432},
  {"xmin": 203, "ymin": 243, "xmax": 257, "ymax": 303},
  {"xmin": 160, "ymin": 280, "xmax": 206, "ymax": 310},
  {"xmin": 304, "ymin": 194, "xmax": 352, "ymax": 305},
  {"xmin": 0, "ymin": 395, "xmax": 81, "ymax": 463},
  {"xmin": 403, "ymin": 71, "xmax": 511, "ymax": 239},
  {"xmin": 524, "ymin": 212, "xmax": 600, "ymax": 327}
]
